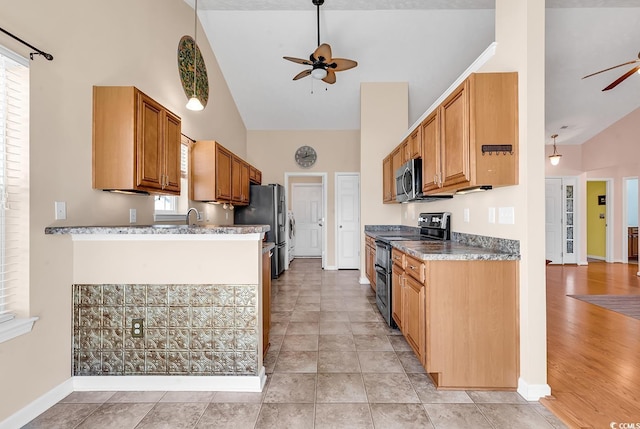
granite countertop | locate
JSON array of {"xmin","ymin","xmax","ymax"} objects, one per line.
[
  {"xmin": 365, "ymin": 227, "xmax": 519, "ymax": 261},
  {"xmin": 391, "ymin": 240, "xmax": 519, "ymax": 261},
  {"xmin": 45, "ymin": 224, "xmax": 270, "ymax": 235}
]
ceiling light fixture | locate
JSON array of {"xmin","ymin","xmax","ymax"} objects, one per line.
[
  {"xmin": 549, "ymin": 134, "xmax": 562, "ymax": 166},
  {"xmin": 186, "ymin": 0, "xmax": 204, "ymax": 111}
]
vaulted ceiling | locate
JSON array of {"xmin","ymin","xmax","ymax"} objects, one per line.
[{"xmin": 190, "ymin": 0, "xmax": 640, "ymax": 147}]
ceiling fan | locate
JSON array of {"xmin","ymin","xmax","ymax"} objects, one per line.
[
  {"xmin": 582, "ymin": 51, "xmax": 640, "ymax": 91},
  {"xmin": 283, "ymin": 0, "xmax": 357, "ymax": 84}
]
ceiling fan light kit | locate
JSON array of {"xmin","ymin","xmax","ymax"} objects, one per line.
[
  {"xmin": 283, "ymin": 0, "xmax": 357, "ymax": 85},
  {"xmin": 549, "ymin": 134, "xmax": 562, "ymax": 166}
]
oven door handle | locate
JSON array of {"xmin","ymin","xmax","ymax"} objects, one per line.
[{"xmin": 374, "ymin": 264, "xmax": 386, "ymax": 274}]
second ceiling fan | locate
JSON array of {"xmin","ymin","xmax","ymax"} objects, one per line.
[{"xmin": 283, "ymin": 0, "xmax": 357, "ymax": 85}]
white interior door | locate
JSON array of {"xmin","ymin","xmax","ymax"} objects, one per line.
[
  {"xmin": 292, "ymin": 183, "xmax": 323, "ymax": 257},
  {"xmin": 336, "ymin": 173, "xmax": 360, "ymax": 269},
  {"xmin": 545, "ymin": 178, "xmax": 563, "ymax": 264}
]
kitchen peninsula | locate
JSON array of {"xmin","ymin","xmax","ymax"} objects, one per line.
[{"xmin": 45, "ymin": 224, "xmax": 270, "ymax": 392}]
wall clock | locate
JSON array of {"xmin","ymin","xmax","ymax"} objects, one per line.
[
  {"xmin": 177, "ymin": 35, "xmax": 209, "ymax": 108},
  {"xmin": 295, "ymin": 145, "xmax": 317, "ymax": 168}
]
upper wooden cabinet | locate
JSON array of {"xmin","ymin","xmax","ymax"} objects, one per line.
[
  {"xmin": 408, "ymin": 126, "xmax": 422, "ymax": 160},
  {"xmin": 231, "ymin": 157, "xmax": 250, "ymax": 205},
  {"xmin": 382, "ymin": 155, "xmax": 394, "ymax": 203},
  {"xmin": 93, "ymin": 86, "xmax": 181, "ymax": 195},
  {"xmin": 249, "ymin": 166, "xmax": 262, "ymax": 184},
  {"xmin": 422, "ymin": 72, "xmax": 518, "ymax": 194},
  {"xmin": 191, "ymin": 140, "xmax": 229, "ymax": 202},
  {"xmin": 191, "ymin": 140, "xmax": 254, "ymax": 205}
]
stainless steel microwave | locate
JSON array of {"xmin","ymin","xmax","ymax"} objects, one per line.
[
  {"xmin": 395, "ymin": 158, "xmax": 454, "ymax": 202},
  {"xmin": 395, "ymin": 159, "xmax": 422, "ymax": 202}
]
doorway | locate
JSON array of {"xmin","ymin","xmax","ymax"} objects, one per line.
[
  {"xmin": 623, "ymin": 177, "xmax": 638, "ymax": 265},
  {"xmin": 586, "ymin": 179, "xmax": 612, "ymax": 263},
  {"xmin": 545, "ymin": 177, "xmax": 578, "ymax": 265},
  {"xmin": 284, "ymin": 172, "xmax": 327, "ymax": 269}
]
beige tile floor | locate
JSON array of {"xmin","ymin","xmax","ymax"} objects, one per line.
[{"xmin": 23, "ymin": 258, "xmax": 566, "ymax": 429}]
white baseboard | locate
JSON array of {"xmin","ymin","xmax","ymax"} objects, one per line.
[
  {"xmin": 0, "ymin": 378, "xmax": 73, "ymax": 429},
  {"xmin": 74, "ymin": 368, "xmax": 266, "ymax": 392},
  {"xmin": 0, "ymin": 369, "xmax": 267, "ymax": 429},
  {"xmin": 358, "ymin": 276, "xmax": 370, "ymax": 285},
  {"xmin": 517, "ymin": 377, "xmax": 551, "ymax": 401},
  {"xmin": 323, "ymin": 265, "xmax": 337, "ymax": 271},
  {"xmin": 587, "ymin": 254, "xmax": 605, "ymax": 261}
]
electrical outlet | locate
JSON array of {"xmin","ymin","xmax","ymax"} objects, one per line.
[
  {"xmin": 129, "ymin": 208, "xmax": 137, "ymax": 223},
  {"xmin": 463, "ymin": 208, "xmax": 470, "ymax": 223},
  {"xmin": 131, "ymin": 318, "xmax": 144, "ymax": 338},
  {"xmin": 54, "ymin": 201, "xmax": 66, "ymax": 220}
]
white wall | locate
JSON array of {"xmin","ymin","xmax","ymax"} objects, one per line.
[{"xmin": 0, "ymin": 0, "xmax": 246, "ymax": 421}]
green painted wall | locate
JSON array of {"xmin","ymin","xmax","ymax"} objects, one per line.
[{"xmin": 587, "ymin": 181, "xmax": 607, "ymax": 258}]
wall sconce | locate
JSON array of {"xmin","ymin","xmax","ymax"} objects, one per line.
[{"xmin": 549, "ymin": 134, "xmax": 562, "ymax": 166}]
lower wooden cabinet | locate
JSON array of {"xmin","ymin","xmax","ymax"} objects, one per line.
[
  {"xmin": 629, "ymin": 227, "xmax": 638, "ymax": 259},
  {"xmin": 391, "ymin": 247, "xmax": 518, "ymax": 390},
  {"xmin": 365, "ymin": 236, "xmax": 376, "ymax": 292},
  {"xmin": 391, "ymin": 263, "xmax": 404, "ymax": 330},
  {"xmin": 403, "ymin": 274, "xmax": 426, "ymax": 363},
  {"xmin": 262, "ymin": 249, "xmax": 272, "ymax": 357}
]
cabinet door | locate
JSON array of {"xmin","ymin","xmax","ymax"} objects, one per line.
[
  {"xmin": 240, "ymin": 161, "xmax": 250, "ymax": 204},
  {"xmin": 391, "ymin": 147, "xmax": 403, "ymax": 201},
  {"xmin": 382, "ymin": 155, "xmax": 393, "ymax": 203},
  {"xmin": 401, "ymin": 139, "xmax": 409, "ymax": 164},
  {"xmin": 163, "ymin": 111, "xmax": 181, "ymax": 193},
  {"xmin": 215, "ymin": 144, "xmax": 233, "ymax": 201},
  {"xmin": 440, "ymin": 81, "xmax": 470, "ymax": 189},
  {"xmin": 421, "ymin": 112, "xmax": 440, "ymax": 193},
  {"xmin": 365, "ymin": 244, "xmax": 375, "ymax": 291},
  {"xmin": 231, "ymin": 156, "xmax": 243, "ymax": 203},
  {"xmin": 136, "ymin": 93, "xmax": 164, "ymax": 191},
  {"xmin": 403, "ymin": 275, "xmax": 426, "ymax": 363},
  {"xmin": 392, "ymin": 264, "xmax": 404, "ymax": 330},
  {"xmin": 408, "ymin": 126, "xmax": 422, "ymax": 159}
]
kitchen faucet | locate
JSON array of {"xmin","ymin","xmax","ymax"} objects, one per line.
[{"xmin": 186, "ymin": 207, "xmax": 200, "ymax": 225}]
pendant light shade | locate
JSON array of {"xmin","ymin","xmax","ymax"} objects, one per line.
[
  {"xmin": 186, "ymin": 0, "xmax": 203, "ymax": 111},
  {"xmin": 549, "ymin": 134, "xmax": 562, "ymax": 166}
]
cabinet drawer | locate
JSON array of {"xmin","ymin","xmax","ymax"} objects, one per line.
[
  {"xmin": 405, "ymin": 254, "xmax": 425, "ymax": 283},
  {"xmin": 392, "ymin": 248, "xmax": 405, "ymax": 268}
]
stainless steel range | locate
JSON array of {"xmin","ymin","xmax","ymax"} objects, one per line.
[{"xmin": 373, "ymin": 212, "xmax": 451, "ymax": 328}]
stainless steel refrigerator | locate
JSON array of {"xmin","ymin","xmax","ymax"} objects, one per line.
[{"xmin": 234, "ymin": 184, "xmax": 286, "ymax": 278}]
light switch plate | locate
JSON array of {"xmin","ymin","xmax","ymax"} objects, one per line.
[
  {"xmin": 499, "ymin": 207, "xmax": 515, "ymax": 224},
  {"xmin": 488, "ymin": 207, "xmax": 496, "ymax": 224},
  {"xmin": 129, "ymin": 208, "xmax": 137, "ymax": 223},
  {"xmin": 54, "ymin": 201, "xmax": 66, "ymax": 220},
  {"xmin": 463, "ymin": 208, "xmax": 470, "ymax": 223}
]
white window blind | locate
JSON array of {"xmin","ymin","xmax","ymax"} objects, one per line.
[{"xmin": 0, "ymin": 47, "xmax": 29, "ymax": 324}]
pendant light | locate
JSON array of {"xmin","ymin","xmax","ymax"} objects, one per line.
[
  {"xmin": 186, "ymin": 0, "xmax": 204, "ymax": 111},
  {"xmin": 549, "ymin": 134, "xmax": 562, "ymax": 166}
]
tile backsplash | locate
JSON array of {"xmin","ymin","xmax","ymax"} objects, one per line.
[{"xmin": 73, "ymin": 284, "xmax": 259, "ymax": 376}]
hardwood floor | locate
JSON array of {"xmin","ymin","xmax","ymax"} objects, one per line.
[{"xmin": 542, "ymin": 262, "xmax": 640, "ymax": 428}]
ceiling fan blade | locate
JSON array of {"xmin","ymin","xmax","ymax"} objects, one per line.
[
  {"xmin": 314, "ymin": 43, "xmax": 332, "ymax": 63},
  {"xmin": 329, "ymin": 58, "xmax": 358, "ymax": 72},
  {"xmin": 602, "ymin": 65, "xmax": 640, "ymax": 91},
  {"xmin": 322, "ymin": 69, "xmax": 336, "ymax": 84},
  {"xmin": 293, "ymin": 69, "xmax": 312, "ymax": 81},
  {"xmin": 284, "ymin": 56, "xmax": 312, "ymax": 66},
  {"xmin": 582, "ymin": 60, "xmax": 640, "ymax": 79}
]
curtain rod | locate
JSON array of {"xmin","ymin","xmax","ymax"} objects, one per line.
[{"xmin": 0, "ymin": 26, "xmax": 53, "ymax": 61}]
